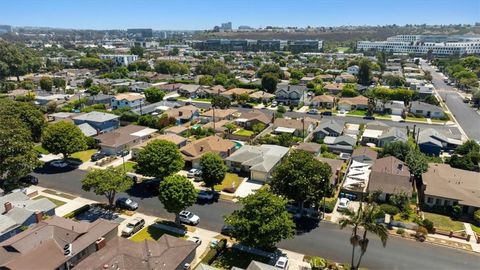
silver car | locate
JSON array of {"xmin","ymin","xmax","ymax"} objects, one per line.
[{"xmin": 121, "ymin": 217, "xmax": 145, "ymax": 237}]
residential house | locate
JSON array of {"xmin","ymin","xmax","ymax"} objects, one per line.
[
  {"xmin": 74, "ymin": 235, "xmax": 199, "ymax": 270},
  {"xmin": 312, "ymin": 119, "xmax": 343, "ymax": 140},
  {"xmin": 35, "ymin": 94, "xmax": 68, "ymax": 106},
  {"xmin": 178, "ymin": 84, "xmax": 201, "ymax": 97},
  {"xmin": 129, "ymin": 81, "xmax": 152, "ymax": 92},
  {"xmin": 409, "ymin": 101, "xmax": 445, "ymax": 119},
  {"xmin": 225, "ymin": 144, "xmax": 289, "ymax": 182},
  {"xmin": 132, "ymin": 134, "xmax": 187, "ymax": 159},
  {"xmin": 158, "ymin": 83, "xmax": 182, "ymax": 93},
  {"xmin": 164, "ymin": 125, "xmax": 189, "ymax": 136},
  {"xmin": 360, "ymin": 121, "xmax": 391, "ymax": 146},
  {"xmin": 316, "ymin": 157, "xmax": 345, "ymax": 185},
  {"xmin": 368, "ymin": 156, "xmax": 412, "ymax": 201},
  {"xmin": 337, "ymin": 96, "xmax": 369, "ymax": 111},
  {"xmin": 309, "ymin": 94, "xmax": 335, "ymax": 109},
  {"xmin": 342, "ymin": 159, "xmax": 373, "ymax": 196},
  {"xmin": 72, "ymin": 112, "xmax": 120, "ymax": 134},
  {"xmin": 165, "ymin": 105, "xmax": 200, "ymax": 124},
  {"xmin": 351, "ymin": 146, "xmax": 378, "ymax": 164},
  {"xmin": 422, "ymin": 163, "xmax": 480, "ymax": 215},
  {"xmin": 249, "ymin": 91, "xmax": 275, "ymax": 103},
  {"xmin": 86, "ymin": 94, "xmax": 114, "ymax": 106},
  {"xmin": 383, "ymin": 101, "xmax": 406, "ymax": 116},
  {"xmin": 335, "ymin": 73, "xmax": 356, "ymax": 83},
  {"xmin": 110, "ymin": 93, "xmax": 145, "ymax": 110},
  {"xmin": 275, "ymin": 84, "xmax": 306, "ymax": 105},
  {"xmin": 220, "ymin": 88, "xmax": 254, "ymax": 100},
  {"xmin": 324, "ymin": 135, "xmax": 357, "ymax": 154},
  {"xmin": 323, "ymin": 82, "xmax": 344, "ymax": 95},
  {"xmin": 180, "ymin": 136, "xmax": 236, "ymax": 168},
  {"xmin": 0, "ymin": 191, "xmax": 56, "ymax": 242},
  {"xmin": 418, "ymin": 128, "xmax": 462, "ymax": 156},
  {"xmin": 199, "ymin": 108, "xmax": 238, "ymax": 123},
  {"xmin": 377, "ymin": 127, "xmax": 408, "ymax": 147},
  {"xmin": 235, "ymin": 110, "xmax": 272, "ymax": 130},
  {"xmin": 300, "ymin": 76, "xmax": 315, "ymax": 85},
  {"xmin": 318, "ymin": 74, "xmax": 335, "ymax": 82},
  {"xmin": 131, "ymin": 100, "xmax": 181, "ymax": 115},
  {"xmin": 0, "ymin": 216, "xmax": 118, "ymax": 270},
  {"xmin": 272, "ymin": 118, "xmax": 317, "ymax": 137},
  {"xmin": 347, "ymin": 65, "xmax": 360, "ymax": 75},
  {"xmin": 94, "ymin": 125, "xmax": 158, "ymax": 155},
  {"xmin": 295, "ymin": 142, "xmax": 322, "ymax": 156}
]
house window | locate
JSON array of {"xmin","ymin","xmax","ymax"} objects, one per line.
[{"xmin": 427, "ymin": 197, "xmax": 433, "ymax": 204}]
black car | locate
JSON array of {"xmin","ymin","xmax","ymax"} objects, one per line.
[
  {"xmin": 19, "ymin": 175, "xmax": 39, "ymax": 185},
  {"xmin": 91, "ymin": 152, "xmax": 105, "ymax": 161},
  {"xmin": 321, "ymin": 111, "xmax": 333, "ymax": 116},
  {"xmin": 363, "ymin": 116, "xmax": 376, "ymax": 120},
  {"xmin": 221, "ymin": 225, "xmax": 235, "ymax": 236},
  {"xmin": 115, "ymin": 197, "xmax": 139, "ymax": 211},
  {"xmin": 117, "ymin": 149, "xmax": 130, "ymax": 157}
]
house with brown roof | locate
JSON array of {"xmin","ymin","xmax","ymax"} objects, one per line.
[
  {"xmin": 180, "ymin": 135, "xmax": 236, "ymax": 168},
  {"xmin": 323, "ymin": 82, "xmax": 344, "ymax": 95},
  {"xmin": 335, "ymin": 73, "xmax": 356, "ymax": 83},
  {"xmin": 272, "ymin": 118, "xmax": 317, "ymax": 137},
  {"xmin": 368, "ymin": 156, "xmax": 412, "ymax": 201},
  {"xmin": 351, "ymin": 146, "xmax": 378, "ymax": 164},
  {"xmin": 220, "ymin": 88, "xmax": 254, "ymax": 100},
  {"xmin": 316, "ymin": 157, "xmax": 345, "ymax": 185},
  {"xmin": 164, "ymin": 125, "xmax": 189, "ymax": 136},
  {"xmin": 74, "ymin": 234, "xmax": 198, "ymax": 270},
  {"xmin": 295, "ymin": 142, "xmax": 322, "ymax": 156},
  {"xmin": 249, "ymin": 91, "xmax": 275, "ymax": 103},
  {"xmin": 337, "ymin": 96, "xmax": 369, "ymax": 111},
  {"xmin": 199, "ymin": 108, "xmax": 238, "ymax": 123},
  {"xmin": 110, "ymin": 92, "xmax": 145, "ymax": 110},
  {"xmin": 0, "ymin": 216, "xmax": 118, "ymax": 270},
  {"xmin": 422, "ymin": 163, "xmax": 480, "ymax": 215},
  {"xmin": 235, "ymin": 110, "xmax": 272, "ymax": 130},
  {"xmin": 196, "ymin": 85, "xmax": 227, "ymax": 98},
  {"xmin": 165, "ymin": 105, "xmax": 200, "ymax": 124},
  {"xmin": 95, "ymin": 125, "xmax": 158, "ymax": 155},
  {"xmin": 309, "ymin": 94, "xmax": 336, "ymax": 109}
]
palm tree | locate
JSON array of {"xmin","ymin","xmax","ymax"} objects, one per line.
[{"xmin": 339, "ymin": 199, "xmax": 388, "ymax": 270}]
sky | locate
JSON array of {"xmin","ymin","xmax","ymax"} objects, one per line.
[{"xmin": 1, "ymin": 0, "xmax": 479, "ymax": 30}]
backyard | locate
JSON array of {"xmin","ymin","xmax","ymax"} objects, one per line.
[
  {"xmin": 423, "ymin": 212, "xmax": 465, "ymax": 231},
  {"xmin": 211, "ymin": 248, "xmax": 270, "ymax": 269},
  {"xmin": 233, "ymin": 129, "xmax": 255, "ymax": 137}
]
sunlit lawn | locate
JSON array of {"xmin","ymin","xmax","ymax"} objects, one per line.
[
  {"xmin": 71, "ymin": 149, "xmax": 97, "ymax": 162},
  {"xmin": 117, "ymin": 161, "xmax": 136, "ymax": 173},
  {"xmin": 34, "ymin": 145, "xmax": 49, "ymax": 155},
  {"xmin": 346, "ymin": 110, "xmax": 367, "ymax": 116},
  {"xmin": 233, "ymin": 129, "xmax": 254, "ymax": 137},
  {"xmin": 214, "ymin": 173, "xmax": 244, "ymax": 191},
  {"xmin": 130, "ymin": 225, "xmax": 186, "ymax": 242},
  {"xmin": 423, "ymin": 212, "xmax": 465, "ymax": 231}
]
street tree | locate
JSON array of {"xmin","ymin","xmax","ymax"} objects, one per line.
[
  {"xmin": 0, "ymin": 99, "xmax": 46, "ymax": 142},
  {"xmin": 270, "ymin": 150, "xmax": 332, "ymax": 211},
  {"xmin": 199, "ymin": 75, "xmax": 214, "ymax": 86},
  {"xmin": 144, "ymin": 87, "xmax": 165, "ymax": 103},
  {"xmin": 200, "ymin": 153, "xmax": 227, "ymax": 191},
  {"xmin": 357, "ymin": 59, "xmax": 372, "ymax": 86},
  {"xmin": 211, "ymin": 95, "xmax": 231, "ymax": 109},
  {"xmin": 158, "ymin": 175, "xmax": 197, "ymax": 224},
  {"xmin": 135, "ymin": 139, "xmax": 184, "ymax": 180},
  {"xmin": 261, "ymin": 73, "xmax": 278, "ymax": 93},
  {"xmin": 41, "ymin": 121, "xmax": 87, "ymax": 159},
  {"xmin": 0, "ymin": 116, "xmax": 41, "ymax": 187},
  {"xmin": 81, "ymin": 166, "xmax": 133, "ymax": 207},
  {"xmin": 40, "ymin": 76, "xmax": 53, "ymax": 91},
  {"xmin": 130, "ymin": 46, "xmax": 145, "ymax": 57},
  {"xmin": 224, "ymin": 189, "xmax": 295, "ymax": 250}
]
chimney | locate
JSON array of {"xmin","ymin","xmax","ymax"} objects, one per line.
[
  {"xmin": 4, "ymin": 202, "xmax": 13, "ymax": 213},
  {"xmin": 35, "ymin": 212, "xmax": 44, "ymax": 223},
  {"xmin": 200, "ymin": 146, "xmax": 204, "ymax": 152},
  {"xmin": 179, "ymin": 111, "xmax": 183, "ymax": 117},
  {"xmin": 95, "ymin": 237, "xmax": 106, "ymax": 251},
  {"xmin": 398, "ymin": 164, "xmax": 403, "ymax": 171}
]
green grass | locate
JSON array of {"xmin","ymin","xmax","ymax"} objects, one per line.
[
  {"xmin": 423, "ymin": 212, "xmax": 465, "ymax": 231},
  {"xmin": 117, "ymin": 161, "xmax": 136, "ymax": 173},
  {"xmin": 320, "ymin": 151, "xmax": 338, "ymax": 159},
  {"xmin": 337, "ymin": 47, "xmax": 350, "ymax": 53},
  {"xmin": 42, "ymin": 189, "xmax": 76, "ymax": 200},
  {"xmin": 233, "ymin": 129, "xmax": 255, "ymax": 137},
  {"xmin": 193, "ymin": 98, "xmax": 212, "ymax": 102},
  {"xmin": 71, "ymin": 149, "xmax": 97, "ymax": 162},
  {"xmin": 34, "ymin": 145, "xmax": 49, "ymax": 155},
  {"xmin": 215, "ymin": 173, "xmax": 244, "ymax": 191},
  {"xmin": 406, "ymin": 116, "xmax": 428, "ymax": 123},
  {"xmin": 346, "ymin": 110, "xmax": 367, "ymax": 117},
  {"xmin": 130, "ymin": 225, "xmax": 185, "ymax": 242},
  {"xmin": 211, "ymin": 248, "xmax": 270, "ymax": 269},
  {"xmin": 471, "ymin": 224, "xmax": 480, "ymax": 234},
  {"xmin": 33, "ymin": 195, "xmax": 66, "ymax": 208}
]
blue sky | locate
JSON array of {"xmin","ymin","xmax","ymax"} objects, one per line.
[{"xmin": 1, "ymin": 0, "xmax": 479, "ymax": 30}]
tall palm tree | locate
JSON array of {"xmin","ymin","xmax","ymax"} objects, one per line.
[{"xmin": 339, "ymin": 200, "xmax": 388, "ymax": 270}]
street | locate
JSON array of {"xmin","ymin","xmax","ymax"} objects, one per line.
[
  {"xmin": 32, "ymin": 167, "xmax": 480, "ymax": 270},
  {"xmin": 421, "ymin": 62, "xmax": 480, "ymax": 141}
]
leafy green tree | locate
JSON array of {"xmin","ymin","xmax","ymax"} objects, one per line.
[
  {"xmin": 405, "ymin": 149, "xmax": 429, "ymax": 178},
  {"xmin": 155, "ymin": 60, "xmax": 189, "ymax": 75},
  {"xmin": 135, "ymin": 139, "xmax": 184, "ymax": 179},
  {"xmin": 224, "ymin": 189, "xmax": 295, "ymax": 250},
  {"xmin": 40, "ymin": 76, "xmax": 53, "ymax": 91},
  {"xmin": 158, "ymin": 175, "xmax": 197, "ymax": 224},
  {"xmin": 53, "ymin": 77, "xmax": 66, "ymax": 89},
  {"xmin": 41, "ymin": 121, "xmax": 87, "ymax": 159},
  {"xmin": 211, "ymin": 95, "xmax": 231, "ymax": 109},
  {"xmin": 130, "ymin": 46, "xmax": 145, "ymax": 57},
  {"xmin": 83, "ymin": 78, "xmax": 93, "ymax": 88},
  {"xmin": 195, "ymin": 58, "xmax": 229, "ymax": 76},
  {"xmin": 380, "ymin": 141, "xmax": 411, "ymax": 161},
  {"xmin": 0, "ymin": 40, "xmax": 42, "ymax": 81},
  {"xmin": 257, "ymin": 63, "xmax": 283, "ymax": 79},
  {"xmin": 200, "ymin": 153, "xmax": 227, "ymax": 191},
  {"xmin": 455, "ymin": 140, "xmax": 480, "ymax": 155},
  {"xmin": 271, "ymin": 150, "xmax": 332, "ymax": 211},
  {"xmin": 341, "ymin": 84, "xmax": 358, "ymax": 97},
  {"xmin": 214, "ymin": 73, "xmax": 228, "ymax": 86},
  {"xmin": 0, "ymin": 116, "xmax": 41, "ymax": 187},
  {"xmin": 290, "ymin": 69, "xmax": 305, "ymax": 80},
  {"xmin": 81, "ymin": 167, "xmax": 133, "ymax": 206},
  {"xmin": 357, "ymin": 59, "xmax": 372, "ymax": 86},
  {"xmin": 224, "ymin": 123, "xmax": 236, "ymax": 134},
  {"xmin": 383, "ymin": 75, "xmax": 405, "ymax": 87},
  {"xmin": 0, "ymin": 99, "xmax": 46, "ymax": 142},
  {"xmin": 277, "ymin": 105, "xmax": 286, "ymax": 114},
  {"xmin": 261, "ymin": 73, "xmax": 278, "ymax": 93},
  {"xmin": 169, "ymin": 47, "xmax": 180, "ymax": 56},
  {"xmin": 144, "ymin": 87, "xmax": 165, "ymax": 103},
  {"xmin": 252, "ymin": 123, "xmax": 266, "ymax": 134},
  {"xmin": 199, "ymin": 75, "xmax": 214, "ymax": 86}
]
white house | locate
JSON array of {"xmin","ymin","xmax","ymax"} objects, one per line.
[
  {"xmin": 347, "ymin": 65, "xmax": 359, "ymax": 75},
  {"xmin": 111, "ymin": 93, "xmax": 145, "ymax": 110},
  {"xmin": 99, "ymin": 54, "xmax": 139, "ymax": 66}
]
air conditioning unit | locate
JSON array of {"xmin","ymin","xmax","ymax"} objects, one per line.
[{"xmin": 64, "ymin": 243, "xmax": 73, "ymax": 256}]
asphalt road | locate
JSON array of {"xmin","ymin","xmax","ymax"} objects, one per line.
[
  {"xmin": 421, "ymin": 62, "xmax": 480, "ymax": 141},
  {"xmin": 32, "ymin": 167, "xmax": 480, "ymax": 270}
]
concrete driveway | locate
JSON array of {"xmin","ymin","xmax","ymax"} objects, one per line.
[{"xmin": 234, "ymin": 178, "xmax": 263, "ymax": 198}]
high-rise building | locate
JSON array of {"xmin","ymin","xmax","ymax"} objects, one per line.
[{"xmin": 127, "ymin": 28, "xmax": 153, "ymax": 39}]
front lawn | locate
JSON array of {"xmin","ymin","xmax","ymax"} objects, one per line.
[
  {"xmin": 214, "ymin": 173, "xmax": 244, "ymax": 191},
  {"xmin": 406, "ymin": 116, "xmax": 428, "ymax": 123},
  {"xmin": 71, "ymin": 149, "xmax": 97, "ymax": 162},
  {"xmin": 211, "ymin": 248, "xmax": 270, "ymax": 269},
  {"xmin": 33, "ymin": 195, "xmax": 66, "ymax": 208},
  {"xmin": 471, "ymin": 224, "xmax": 480, "ymax": 234},
  {"xmin": 193, "ymin": 98, "xmax": 212, "ymax": 102},
  {"xmin": 347, "ymin": 110, "xmax": 367, "ymax": 117},
  {"xmin": 117, "ymin": 161, "xmax": 136, "ymax": 173},
  {"xmin": 233, "ymin": 129, "xmax": 255, "ymax": 137},
  {"xmin": 423, "ymin": 212, "xmax": 465, "ymax": 231},
  {"xmin": 130, "ymin": 225, "xmax": 185, "ymax": 242}
]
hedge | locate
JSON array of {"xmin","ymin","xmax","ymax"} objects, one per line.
[{"xmin": 63, "ymin": 204, "xmax": 90, "ymax": 219}]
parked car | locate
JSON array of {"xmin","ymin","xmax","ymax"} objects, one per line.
[
  {"xmin": 337, "ymin": 198, "xmax": 350, "ymax": 211},
  {"xmin": 121, "ymin": 217, "xmax": 145, "ymax": 237},
  {"xmin": 221, "ymin": 225, "xmax": 235, "ymax": 236},
  {"xmin": 187, "ymin": 235, "xmax": 202, "ymax": 244},
  {"xmin": 19, "ymin": 175, "xmax": 39, "ymax": 185},
  {"xmin": 363, "ymin": 116, "xmax": 376, "ymax": 120},
  {"xmin": 115, "ymin": 197, "xmax": 139, "ymax": 211},
  {"xmin": 271, "ymin": 101, "xmax": 278, "ymax": 107},
  {"xmin": 179, "ymin": 210, "xmax": 200, "ymax": 225},
  {"xmin": 50, "ymin": 160, "xmax": 68, "ymax": 168},
  {"xmin": 197, "ymin": 190, "xmax": 214, "ymax": 201},
  {"xmin": 91, "ymin": 152, "xmax": 105, "ymax": 161},
  {"xmin": 307, "ymin": 109, "xmax": 319, "ymax": 115},
  {"xmin": 117, "ymin": 149, "xmax": 129, "ymax": 157},
  {"xmin": 275, "ymin": 256, "xmax": 289, "ymax": 269},
  {"xmin": 187, "ymin": 168, "xmax": 202, "ymax": 178},
  {"xmin": 321, "ymin": 111, "xmax": 333, "ymax": 116}
]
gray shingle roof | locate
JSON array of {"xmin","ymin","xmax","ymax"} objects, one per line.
[{"xmin": 73, "ymin": 111, "xmax": 119, "ymax": 123}]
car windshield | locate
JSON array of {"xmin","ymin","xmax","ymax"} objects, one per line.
[
  {"xmin": 126, "ymin": 223, "xmax": 135, "ymax": 228},
  {"xmin": 125, "ymin": 199, "xmax": 132, "ymax": 204}
]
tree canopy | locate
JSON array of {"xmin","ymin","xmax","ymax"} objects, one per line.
[
  {"xmin": 81, "ymin": 166, "xmax": 133, "ymax": 206},
  {"xmin": 41, "ymin": 121, "xmax": 87, "ymax": 159},
  {"xmin": 261, "ymin": 73, "xmax": 278, "ymax": 93},
  {"xmin": 0, "ymin": 99, "xmax": 46, "ymax": 142},
  {"xmin": 200, "ymin": 153, "xmax": 227, "ymax": 191},
  {"xmin": 211, "ymin": 95, "xmax": 231, "ymax": 109},
  {"xmin": 144, "ymin": 87, "xmax": 165, "ymax": 103},
  {"xmin": 0, "ymin": 40, "xmax": 42, "ymax": 81},
  {"xmin": 224, "ymin": 189, "xmax": 295, "ymax": 250},
  {"xmin": 135, "ymin": 139, "xmax": 184, "ymax": 179},
  {"xmin": 158, "ymin": 174, "xmax": 197, "ymax": 223},
  {"xmin": 155, "ymin": 60, "xmax": 189, "ymax": 75},
  {"xmin": 357, "ymin": 59, "xmax": 372, "ymax": 86},
  {"xmin": 195, "ymin": 58, "xmax": 229, "ymax": 76},
  {"xmin": 257, "ymin": 63, "xmax": 283, "ymax": 79}
]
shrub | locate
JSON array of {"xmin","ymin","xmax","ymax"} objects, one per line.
[
  {"xmin": 452, "ymin": 205, "xmax": 462, "ymax": 219},
  {"xmin": 320, "ymin": 198, "xmax": 336, "ymax": 214},
  {"xmin": 416, "ymin": 226, "xmax": 428, "ymax": 242},
  {"xmin": 380, "ymin": 204, "xmax": 400, "ymax": 216},
  {"xmin": 310, "ymin": 256, "xmax": 327, "ymax": 270},
  {"xmin": 63, "ymin": 204, "xmax": 91, "ymax": 219},
  {"xmin": 396, "ymin": 228, "xmax": 405, "ymax": 236},
  {"xmin": 421, "ymin": 219, "xmax": 435, "ymax": 233},
  {"xmin": 201, "ymin": 238, "xmax": 227, "ymax": 265},
  {"xmin": 474, "ymin": 209, "xmax": 480, "ymax": 225}
]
